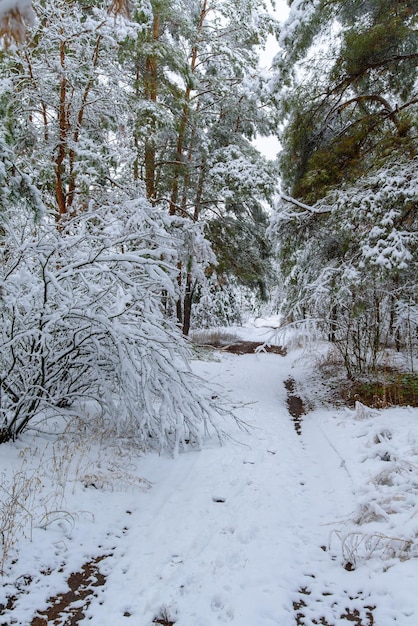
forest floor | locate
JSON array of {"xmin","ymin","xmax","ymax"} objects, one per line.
[{"xmin": 1, "ymin": 320, "xmax": 418, "ymax": 625}]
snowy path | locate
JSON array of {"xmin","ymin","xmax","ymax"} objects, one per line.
[
  {"xmin": 79, "ymin": 352, "xmax": 375, "ymax": 625},
  {"xmin": 5, "ymin": 347, "xmax": 418, "ymax": 625}
]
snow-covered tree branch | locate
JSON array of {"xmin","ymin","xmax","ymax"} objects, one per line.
[{"xmin": 0, "ymin": 198, "xmax": 222, "ymax": 450}]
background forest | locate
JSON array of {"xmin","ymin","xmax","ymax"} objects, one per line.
[
  {"xmin": 270, "ymin": 0, "xmax": 418, "ymax": 379},
  {"xmin": 0, "ymin": 0, "xmax": 417, "ymax": 445}
]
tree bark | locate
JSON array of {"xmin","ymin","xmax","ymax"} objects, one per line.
[
  {"xmin": 170, "ymin": 2, "xmax": 209, "ymax": 332},
  {"xmin": 55, "ymin": 37, "xmax": 68, "ymax": 221},
  {"xmin": 169, "ymin": 0, "xmax": 208, "ymax": 216},
  {"xmin": 143, "ymin": 14, "xmax": 160, "ymax": 202}
]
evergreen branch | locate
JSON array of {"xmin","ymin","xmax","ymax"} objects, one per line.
[{"xmin": 280, "ymin": 194, "xmax": 330, "ymax": 214}]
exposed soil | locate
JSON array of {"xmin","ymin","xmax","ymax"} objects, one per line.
[
  {"xmin": 29, "ymin": 555, "xmax": 109, "ymax": 626},
  {"xmin": 288, "ymin": 379, "xmax": 376, "ymax": 626},
  {"xmin": 1, "ymin": 574, "xmax": 36, "ymax": 625},
  {"xmin": 294, "ymin": 587, "xmax": 375, "ymax": 626},
  {"xmin": 220, "ymin": 341, "xmax": 287, "ymax": 355},
  {"xmin": 284, "ymin": 378, "xmax": 306, "ymax": 435},
  {"xmin": 0, "ymin": 591, "xmax": 18, "ymax": 624},
  {"xmin": 196, "ymin": 339, "xmax": 287, "ymax": 355},
  {"xmin": 2, "ymin": 551, "xmax": 177, "ymax": 626}
]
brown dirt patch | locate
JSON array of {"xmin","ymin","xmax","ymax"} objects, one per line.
[
  {"xmin": 0, "ymin": 592, "xmax": 18, "ymax": 622},
  {"xmin": 30, "ymin": 555, "xmax": 109, "ymax": 626},
  {"xmin": 284, "ymin": 378, "xmax": 295, "ymax": 393},
  {"xmin": 219, "ymin": 341, "xmax": 287, "ymax": 355},
  {"xmin": 1, "ymin": 574, "xmax": 35, "ymax": 624},
  {"xmin": 285, "ymin": 378, "xmax": 306, "ymax": 435}
]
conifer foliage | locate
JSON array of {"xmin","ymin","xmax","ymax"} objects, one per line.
[
  {"xmin": 0, "ymin": 0, "xmax": 278, "ymax": 445},
  {"xmin": 271, "ymin": 0, "xmax": 418, "ymax": 375}
]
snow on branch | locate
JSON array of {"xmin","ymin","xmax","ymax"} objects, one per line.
[
  {"xmin": 0, "ymin": 198, "xmax": 225, "ymax": 450},
  {"xmin": 0, "ymin": 0, "xmax": 33, "ymax": 44},
  {"xmin": 280, "ymin": 193, "xmax": 331, "ymax": 214}
]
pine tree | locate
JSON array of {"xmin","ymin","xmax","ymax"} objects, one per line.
[
  {"xmin": 270, "ymin": 0, "xmax": 418, "ymax": 374},
  {"xmin": 0, "ymin": 0, "xmax": 226, "ymax": 446},
  {"xmin": 117, "ymin": 0, "xmax": 279, "ymax": 332}
]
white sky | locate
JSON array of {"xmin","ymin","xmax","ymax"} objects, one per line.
[
  {"xmin": 259, "ymin": 0, "xmax": 289, "ymax": 69},
  {"xmin": 254, "ymin": 0, "xmax": 289, "ymax": 160}
]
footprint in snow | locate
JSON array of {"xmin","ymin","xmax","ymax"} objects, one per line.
[{"xmin": 211, "ymin": 594, "xmax": 234, "ymax": 621}]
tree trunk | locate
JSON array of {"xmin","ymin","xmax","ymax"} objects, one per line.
[
  {"xmin": 143, "ymin": 14, "xmax": 160, "ymax": 202},
  {"xmin": 169, "ymin": 0, "xmax": 208, "ymax": 216},
  {"xmin": 170, "ymin": 1, "xmax": 209, "ymax": 330},
  {"xmin": 182, "ymin": 273, "xmax": 195, "ymax": 336},
  {"xmin": 328, "ymin": 304, "xmax": 338, "ymax": 343},
  {"xmin": 68, "ymin": 35, "xmax": 102, "ymax": 215},
  {"xmin": 55, "ymin": 37, "xmax": 68, "ymax": 221}
]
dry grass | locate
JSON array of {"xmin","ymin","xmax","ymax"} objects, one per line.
[
  {"xmin": 343, "ymin": 373, "xmax": 418, "ymax": 408},
  {"xmin": 315, "ymin": 345, "xmax": 418, "ymax": 409},
  {"xmin": 0, "ymin": 438, "xmax": 85, "ymax": 574},
  {"xmin": 0, "ymin": 468, "xmax": 39, "ymax": 574},
  {"xmin": 153, "ymin": 606, "xmax": 176, "ymax": 625},
  {"xmin": 190, "ymin": 328, "xmax": 243, "ymax": 347},
  {"xmin": 333, "ymin": 529, "xmax": 418, "ymax": 569},
  {"xmin": 0, "ymin": 428, "xmax": 149, "ymax": 574}
]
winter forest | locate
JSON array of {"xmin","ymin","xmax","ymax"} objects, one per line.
[
  {"xmin": 0, "ymin": 1, "xmax": 418, "ymax": 620},
  {"xmin": 0, "ymin": 0, "xmax": 416, "ymax": 444}
]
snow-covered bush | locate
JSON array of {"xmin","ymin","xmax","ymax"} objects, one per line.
[
  {"xmin": 332, "ymin": 412, "xmax": 418, "ymax": 568},
  {"xmin": 270, "ymin": 158, "xmax": 418, "ymax": 376},
  {"xmin": 0, "ymin": 197, "xmax": 219, "ymax": 451}
]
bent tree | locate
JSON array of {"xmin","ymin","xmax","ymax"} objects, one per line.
[
  {"xmin": 0, "ymin": 197, "xmax": 221, "ymax": 449},
  {"xmin": 270, "ymin": 0, "xmax": 418, "ymax": 375}
]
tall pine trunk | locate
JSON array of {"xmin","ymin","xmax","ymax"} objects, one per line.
[{"xmin": 170, "ymin": 1, "xmax": 208, "ymax": 333}]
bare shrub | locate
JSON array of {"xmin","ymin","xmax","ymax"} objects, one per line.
[{"xmin": 334, "ymin": 530, "xmax": 418, "ymax": 569}]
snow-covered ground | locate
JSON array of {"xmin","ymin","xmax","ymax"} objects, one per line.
[{"xmin": 1, "ymin": 322, "xmax": 418, "ymax": 625}]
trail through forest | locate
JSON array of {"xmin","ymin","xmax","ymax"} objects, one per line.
[{"xmin": 2, "ymin": 327, "xmax": 418, "ymax": 625}]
